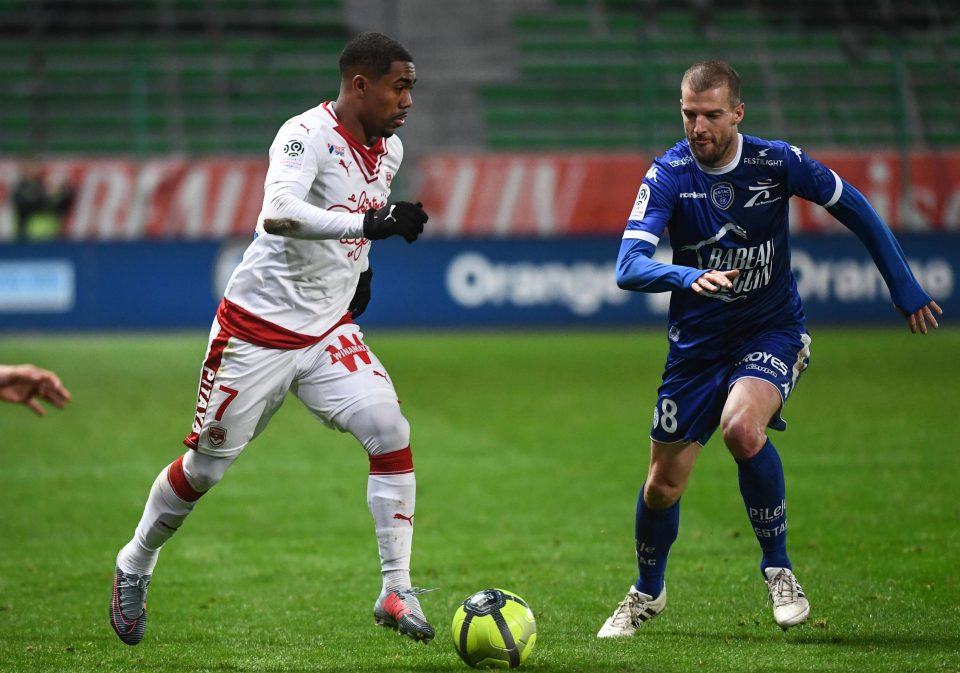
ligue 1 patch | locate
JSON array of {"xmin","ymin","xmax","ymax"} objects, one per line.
[
  {"xmin": 630, "ymin": 183, "xmax": 651, "ymax": 221},
  {"xmin": 279, "ymin": 139, "xmax": 306, "ymax": 169},
  {"xmin": 208, "ymin": 426, "xmax": 227, "ymax": 447},
  {"xmin": 710, "ymin": 182, "xmax": 734, "ymax": 210}
]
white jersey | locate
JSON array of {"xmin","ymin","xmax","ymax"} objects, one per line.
[{"xmin": 223, "ymin": 101, "xmax": 403, "ymax": 340}]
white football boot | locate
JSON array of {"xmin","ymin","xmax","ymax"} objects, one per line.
[
  {"xmin": 597, "ymin": 584, "xmax": 666, "ymax": 638},
  {"xmin": 764, "ymin": 567, "xmax": 810, "ymax": 629}
]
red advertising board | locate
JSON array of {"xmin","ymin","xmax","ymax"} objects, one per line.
[{"xmin": 2, "ymin": 152, "xmax": 959, "ymax": 239}]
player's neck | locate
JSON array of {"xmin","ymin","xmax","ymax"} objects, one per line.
[{"xmin": 330, "ymin": 100, "xmax": 377, "ymax": 148}]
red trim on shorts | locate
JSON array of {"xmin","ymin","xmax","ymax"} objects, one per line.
[
  {"xmin": 369, "ymin": 446, "xmax": 414, "ymax": 475},
  {"xmin": 217, "ymin": 298, "xmax": 352, "ymax": 350},
  {"xmin": 183, "ymin": 327, "xmax": 232, "ymax": 449},
  {"xmin": 167, "ymin": 454, "xmax": 204, "ymax": 502}
]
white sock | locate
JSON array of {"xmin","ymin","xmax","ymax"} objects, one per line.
[
  {"xmin": 367, "ymin": 471, "xmax": 416, "ymax": 592},
  {"xmin": 116, "ymin": 457, "xmax": 203, "ymax": 576}
]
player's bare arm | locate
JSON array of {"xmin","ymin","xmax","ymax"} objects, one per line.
[
  {"xmin": 905, "ymin": 299, "xmax": 942, "ymax": 335},
  {"xmin": 690, "ymin": 269, "xmax": 740, "ymax": 295}
]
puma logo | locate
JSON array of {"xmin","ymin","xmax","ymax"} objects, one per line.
[
  {"xmin": 299, "ymin": 123, "xmax": 313, "ymax": 133},
  {"xmin": 373, "ymin": 370, "xmax": 388, "ymax": 380},
  {"xmin": 339, "ymin": 159, "xmax": 352, "ymax": 175},
  {"xmin": 393, "ymin": 512, "xmax": 414, "ymax": 525}
]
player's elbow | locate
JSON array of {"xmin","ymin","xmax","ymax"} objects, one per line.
[
  {"xmin": 615, "ymin": 264, "xmax": 641, "ymax": 291},
  {"xmin": 262, "ymin": 218, "xmax": 300, "ymax": 236}
]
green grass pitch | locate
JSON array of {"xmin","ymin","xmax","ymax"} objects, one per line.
[{"xmin": 1, "ymin": 328, "xmax": 958, "ymax": 673}]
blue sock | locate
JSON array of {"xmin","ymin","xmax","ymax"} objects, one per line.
[
  {"xmin": 736, "ymin": 438, "xmax": 791, "ymax": 573},
  {"xmin": 634, "ymin": 482, "xmax": 679, "ymax": 597}
]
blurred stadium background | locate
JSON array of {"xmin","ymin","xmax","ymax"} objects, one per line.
[{"xmin": 0, "ymin": 0, "xmax": 957, "ymax": 328}]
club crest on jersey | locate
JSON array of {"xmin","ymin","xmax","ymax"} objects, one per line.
[
  {"xmin": 208, "ymin": 426, "xmax": 227, "ymax": 447},
  {"xmin": 327, "ymin": 143, "xmax": 345, "ymax": 156},
  {"xmin": 710, "ymin": 182, "xmax": 735, "ymax": 210}
]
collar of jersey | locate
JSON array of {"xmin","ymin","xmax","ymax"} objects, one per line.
[
  {"xmin": 323, "ymin": 101, "xmax": 388, "ymax": 180},
  {"xmin": 694, "ymin": 133, "xmax": 743, "ymax": 176}
]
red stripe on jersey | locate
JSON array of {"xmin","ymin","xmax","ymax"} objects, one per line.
[
  {"xmin": 167, "ymin": 454, "xmax": 204, "ymax": 502},
  {"xmin": 369, "ymin": 446, "xmax": 414, "ymax": 475},
  {"xmin": 183, "ymin": 327, "xmax": 231, "ymax": 449},
  {"xmin": 322, "ymin": 102, "xmax": 388, "ymax": 183},
  {"xmin": 217, "ymin": 298, "xmax": 352, "ymax": 350}
]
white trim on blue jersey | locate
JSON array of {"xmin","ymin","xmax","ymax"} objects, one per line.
[
  {"xmin": 623, "ymin": 230, "xmax": 660, "ymax": 245},
  {"xmin": 824, "ymin": 169, "xmax": 843, "ymax": 208}
]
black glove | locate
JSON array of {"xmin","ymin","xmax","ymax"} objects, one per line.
[
  {"xmin": 348, "ymin": 268, "xmax": 373, "ymax": 319},
  {"xmin": 362, "ymin": 201, "xmax": 428, "ymax": 243}
]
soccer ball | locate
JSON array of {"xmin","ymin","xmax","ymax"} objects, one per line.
[{"xmin": 451, "ymin": 588, "xmax": 537, "ymax": 669}]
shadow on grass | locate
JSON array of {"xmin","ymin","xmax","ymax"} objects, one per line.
[{"xmin": 658, "ymin": 627, "xmax": 960, "ymax": 652}]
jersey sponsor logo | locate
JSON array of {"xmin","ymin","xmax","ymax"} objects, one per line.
[
  {"xmin": 680, "ymin": 225, "xmax": 775, "ymax": 301},
  {"xmin": 704, "ymin": 239, "xmax": 776, "ymax": 298},
  {"xmin": 630, "ymin": 183, "xmax": 651, "ymax": 221},
  {"xmin": 679, "ymin": 191, "xmax": 707, "ymax": 199},
  {"xmin": 340, "ymin": 237, "xmax": 369, "ymax": 261},
  {"xmin": 738, "ymin": 352, "xmax": 790, "ymax": 377},
  {"xmin": 327, "ymin": 143, "xmax": 345, "ymax": 156},
  {"xmin": 744, "ymin": 179, "xmax": 783, "ymax": 207},
  {"xmin": 325, "ymin": 333, "xmax": 373, "ymax": 372},
  {"xmin": 669, "ymin": 155, "xmax": 694, "ymax": 167},
  {"xmin": 757, "ymin": 148, "xmax": 770, "ymax": 157},
  {"xmin": 710, "ymin": 182, "xmax": 734, "ymax": 210},
  {"xmin": 192, "ymin": 365, "xmax": 217, "ymax": 434},
  {"xmin": 742, "ymin": 156, "xmax": 783, "ymax": 166}
]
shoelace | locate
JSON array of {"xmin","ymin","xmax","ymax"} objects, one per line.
[
  {"xmin": 609, "ymin": 592, "xmax": 642, "ymax": 627},
  {"xmin": 767, "ymin": 571, "xmax": 803, "ymax": 607},
  {"xmin": 117, "ymin": 574, "xmax": 150, "ymax": 616},
  {"xmin": 389, "ymin": 587, "xmax": 437, "ymax": 621}
]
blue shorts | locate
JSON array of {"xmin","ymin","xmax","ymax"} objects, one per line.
[{"xmin": 650, "ymin": 329, "xmax": 811, "ymax": 446}]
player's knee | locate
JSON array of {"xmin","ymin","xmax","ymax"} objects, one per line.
[
  {"xmin": 721, "ymin": 417, "xmax": 765, "ymax": 460},
  {"xmin": 644, "ymin": 478, "xmax": 682, "ymax": 509},
  {"xmin": 346, "ymin": 404, "xmax": 410, "ymax": 455},
  {"xmin": 181, "ymin": 450, "xmax": 234, "ymax": 492}
]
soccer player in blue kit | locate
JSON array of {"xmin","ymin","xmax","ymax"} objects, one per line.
[{"xmin": 597, "ymin": 61, "xmax": 942, "ymax": 637}]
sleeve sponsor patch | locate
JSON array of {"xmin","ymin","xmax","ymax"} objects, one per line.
[
  {"xmin": 629, "ymin": 183, "xmax": 651, "ymax": 221},
  {"xmin": 278, "ymin": 138, "xmax": 306, "ymax": 169}
]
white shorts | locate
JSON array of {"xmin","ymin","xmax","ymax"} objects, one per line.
[{"xmin": 184, "ymin": 320, "xmax": 400, "ymax": 458}]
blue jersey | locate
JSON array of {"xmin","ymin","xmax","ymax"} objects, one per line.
[{"xmin": 617, "ymin": 133, "xmax": 930, "ymax": 358}]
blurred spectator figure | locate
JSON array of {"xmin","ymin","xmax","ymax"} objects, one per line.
[{"xmin": 11, "ymin": 159, "xmax": 74, "ymax": 241}]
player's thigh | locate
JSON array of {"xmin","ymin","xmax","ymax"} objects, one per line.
[
  {"xmin": 650, "ymin": 354, "xmax": 732, "ymax": 446},
  {"xmin": 727, "ymin": 329, "xmax": 811, "ymax": 432},
  {"xmin": 292, "ymin": 324, "xmax": 400, "ymax": 430},
  {"xmin": 186, "ymin": 325, "xmax": 297, "ymax": 457}
]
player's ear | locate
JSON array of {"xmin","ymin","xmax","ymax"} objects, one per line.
[
  {"xmin": 351, "ymin": 73, "xmax": 369, "ymax": 98},
  {"xmin": 734, "ymin": 102, "xmax": 744, "ymax": 124}
]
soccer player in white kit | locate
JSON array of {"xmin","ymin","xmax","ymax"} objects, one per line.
[{"xmin": 110, "ymin": 32, "xmax": 435, "ymax": 646}]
